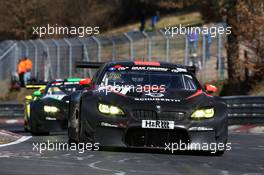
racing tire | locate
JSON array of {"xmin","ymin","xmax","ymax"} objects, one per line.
[
  {"xmin": 77, "ymin": 99, "xmax": 95, "ymax": 144},
  {"xmin": 68, "ymin": 105, "xmax": 79, "ymax": 144},
  {"xmin": 24, "ymin": 121, "xmax": 29, "ymax": 132},
  {"xmin": 29, "ymin": 108, "xmax": 49, "ymax": 136}
]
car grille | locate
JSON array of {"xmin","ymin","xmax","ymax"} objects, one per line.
[
  {"xmin": 125, "ymin": 128, "xmax": 189, "ymax": 147},
  {"xmin": 131, "ymin": 110, "xmax": 185, "ymax": 121}
]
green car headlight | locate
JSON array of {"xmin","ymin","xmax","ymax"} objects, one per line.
[
  {"xmin": 191, "ymin": 108, "xmax": 214, "ymax": 119},
  {"xmin": 98, "ymin": 103, "xmax": 124, "ymax": 115},
  {"xmin": 44, "ymin": 105, "xmax": 59, "ymax": 113}
]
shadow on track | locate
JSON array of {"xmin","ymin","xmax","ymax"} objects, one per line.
[{"xmin": 99, "ymin": 146, "xmax": 224, "ymax": 157}]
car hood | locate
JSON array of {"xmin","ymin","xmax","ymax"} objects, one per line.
[
  {"xmin": 95, "ymin": 89, "xmax": 215, "ymax": 111},
  {"xmin": 40, "ymin": 94, "xmax": 69, "ymax": 109}
]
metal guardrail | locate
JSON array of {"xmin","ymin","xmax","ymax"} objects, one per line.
[
  {"xmin": 0, "ymin": 102, "xmax": 24, "ymax": 117},
  {"xmin": 222, "ymin": 96, "xmax": 264, "ymax": 124},
  {"xmin": 0, "ymin": 96, "xmax": 264, "ymax": 124}
]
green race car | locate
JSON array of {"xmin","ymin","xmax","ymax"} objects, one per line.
[
  {"xmin": 24, "ymin": 78, "xmax": 91, "ymax": 134},
  {"xmin": 24, "ymin": 83, "xmax": 47, "ymax": 131}
]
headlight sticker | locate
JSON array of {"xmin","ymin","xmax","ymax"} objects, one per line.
[
  {"xmin": 191, "ymin": 108, "xmax": 214, "ymax": 119},
  {"xmin": 98, "ymin": 103, "xmax": 124, "ymax": 115}
]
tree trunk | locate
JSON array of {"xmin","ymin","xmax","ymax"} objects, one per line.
[
  {"xmin": 227, "ymin": 32, "xmax": 240, "ymax": 84},
  {"xmin": 225, "ymin": 0, "xmax": 244, "ymax": 94}
]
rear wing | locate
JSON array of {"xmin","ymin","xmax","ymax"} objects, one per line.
[
  {"xmin": 25, "ymin": 83, "xmax": 47, "ymax": 89},
  {"xmin": 75, "ymin": 61, "xmax": 196, "ymax": 74},
  {"xmin": 75, "ymin": 61, "xmax": 103, "ymax": 69},
  {"xmin": 186, "ymin": 66, "xmax": 196, "ymax": 74}
]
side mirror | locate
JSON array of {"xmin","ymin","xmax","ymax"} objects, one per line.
[
  {"xmin": 33, "ymin": 90, "xmax": 42, "ymax": 97},
  {"xmin": 205, "ymin": 84, "xmax": 218, "ymax": 93},
  {"xmin": 79, "ymin": 78, "xmax": 92, "ymax": 86}
]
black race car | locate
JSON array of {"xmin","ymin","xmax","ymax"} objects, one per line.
[
  {"xmin": 28, "ymin": 78, "xmax": 90, "ymax": 134},
  {"xmin": 68, "ymin": 61, "xmax": 228, "ymax": 155}
]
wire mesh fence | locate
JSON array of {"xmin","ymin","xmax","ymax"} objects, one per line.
[{"xmin": 0, "ymin": 24, "xmax": 228, "ymax": 83}]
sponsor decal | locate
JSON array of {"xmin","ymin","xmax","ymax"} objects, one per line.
[
  {"xmin": 100, "ymin": 122, "xmax": 118, "ymax": 127},
  {"xmin": 45, "ymin": 117, "xmax": 57, "ymax": 120},
  {"xmin": 145, "ymin": 93, "xmax": 164, "ymax": 98},
  {"xmin": 108, "ymin": 67, "xmax": 116, "ymax": 71},
  {"xmin": 108, "ymin": 65, "xmax": 129, "ymax": 71},
  {"xmin": 131, "ymin": 66, "xmax": 169, "ymax": 71},
  {"xmin": 142, "ymin": 120, "xmax": 175, "ymax": 129},
  {"xmin": 134, "ymin": 97, "xmax": 180, "ymax": 102},
  {"xmin": 108, "ymin": 65, "xmax": 191, "ymax": 73},
  {"xmin": 171, "ymin": 68, "xmax": 187, "ymax": 73}
]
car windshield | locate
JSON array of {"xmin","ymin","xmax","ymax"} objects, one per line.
[
  {"xmin": 46, "ymin": 83, "xmax": 83, "ymax": 95},
  {"xmin": 100, "ymin": 69, "xmax": 198, "ymax": 91}
]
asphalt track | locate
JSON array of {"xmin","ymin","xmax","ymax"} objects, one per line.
[{"xmin": 1, "ymin": 122, "xmax": 264, "ymax": 175}]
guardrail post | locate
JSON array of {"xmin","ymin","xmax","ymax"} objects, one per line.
[
  {"xmin": 20, "ymin": 41, "xmax": 29, "ymax": 57},
  {"xmin": 14, "ymin": 43, "xmax": 19, "ymax": 76},
  {"xmin": 64, "ymin": 39, "xmax": 73, "ymax": 78},
  {"xmin": 202, "ymin": 34, "xmax": 206, "ymax": 82},
  {"xmin": 78, "ymin": 38, "xmax": 92, "ymax": 77},
  {"xmin": 108, "ymin": 37, "xmax": 116, "ymax": 60},
  {"xmin": 29, "ymin": 40, "xmax": 38, "ymax": 78},
  {"xmin": 0, "ymin": 42, "xmax": 17, "ymax": 79},
  {"xmin": 38, "ymin": 39, "xmax": 53, "ymax": 81},
  {"xmin": 184, "ymin": 34, "xmax": 189, "ymax": 65},
  {"xmin": 142, "ymin": 31, "xmax": 152, "ymax": 61},
  {"xmin": 92, "ymin": 36, "xmax": 101, "ymax": 62},
  {"xmin": 217, "ymin": 33, "xmax": 222, "ymax": 80},
  {"xmin": 159, "ymin": 30, "xmax": 170, "ymax": 62},
  {"xmin": 51, "ymin": 39, "xmax": 60, "ymax": 78},
  {"xmin": 123, "ymin": 33, "xmax": 134, "ymax": 60}
]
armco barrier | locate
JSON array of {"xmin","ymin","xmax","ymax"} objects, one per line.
[
  {"xmin": 222, "ymin": 96, "xmax": 264, "ymax": 124},
  {"xmin": 0, "ymin": 102, "xmax": 24, "ymax": 117},
  {"xmin": 0, "ymin": 96, "xmax": 264, "ymax": 124}
]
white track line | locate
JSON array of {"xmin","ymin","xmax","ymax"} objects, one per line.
[
  {"xmin": 0, "ymin": 136, "xmax": 32, "ymax": 148},
  {"xmin": 5, "ymin": 119, "xmax": 20, "ymax": 124},
  {"xmin": 88, "ymin": 161, "xmax": 126, "ymax": 175}
]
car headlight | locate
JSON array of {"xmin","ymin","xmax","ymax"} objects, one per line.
[
  {"xmin": 191, "ymin": 108, "xmax": 214, "ymax": 119},
  {"xmin": 44, "ymin": 105, "xmax": 59, "ymax": 113},
  {"xmin": 98, "ymin": 103, "xmax": 124, "ymax": 115}
]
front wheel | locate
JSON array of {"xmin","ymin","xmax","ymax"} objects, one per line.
[
  {"xmin": 24, "ymin": 120, "xmax": 29, "ymax": 132},
  {"xmin": 68, "ymin": 106, "xmax": 80, "ymax": 143},
  {"xmin": 78, "ymin": 105, "xmax": 94, "ymax": 143},
  {"xmin": 29, "ymin": 107, "xmax": 48, "ymax": 135}
]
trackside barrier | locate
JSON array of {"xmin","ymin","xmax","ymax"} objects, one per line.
[
  {"xmin": 0, "ymin": 103, "xmax": 24, "ymax": 117},
  {"xmin": 1, "ymin": 96, "xmax": 264, "ymax": 124},
  {"xmin": 222, "ymin": 96, "xmax": 264, "ymax": 124}
]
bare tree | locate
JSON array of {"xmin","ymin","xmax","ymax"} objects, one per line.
[
  {"xmin": 0, "ymin": 0, "xmax": 49, "ymax": 39},
  {"xmin": 226, "ymin": 0, "xmax": 264, "ymax": 92},
  {"xmin": 200, "ymin": 0, "xmax": 264, "ymax": 94}
]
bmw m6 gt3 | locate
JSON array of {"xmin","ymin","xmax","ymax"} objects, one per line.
[{"xmin": 68, "ymin": 61, "xmax": 228, "ymax": 155}]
